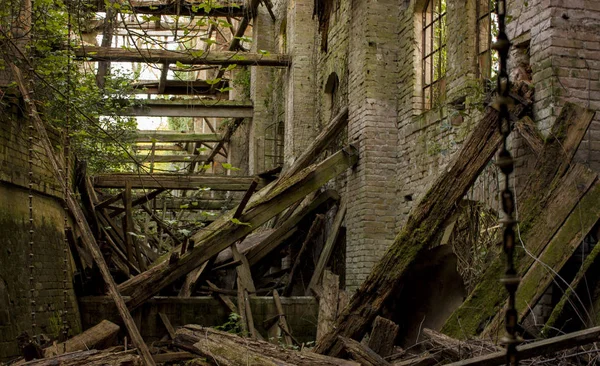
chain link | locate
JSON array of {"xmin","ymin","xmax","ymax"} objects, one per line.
[{"xmin": 492, "ymin": 1, "xmax": 520, "ymax": 365}]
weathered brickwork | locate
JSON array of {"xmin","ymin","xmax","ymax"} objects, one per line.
[
  {"xmin": 263, "ymin": 0, "xmax": 599, "ymax": 292},
  {"xmin": 0, "ymin": 106, "xmax": 81, "ymax": 361}
]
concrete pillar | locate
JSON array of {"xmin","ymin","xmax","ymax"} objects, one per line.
[{"xmin": 345, "ymin": 0, "xmax": 401, "ymax": 293}]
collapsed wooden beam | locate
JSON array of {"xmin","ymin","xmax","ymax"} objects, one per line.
[
  {"xmin": 120, "ymin": 100, "xmax": 253, "ymax": 118},
  {"xmin": 446, "ymin": 325, "xmax": 600, "ymax": 366},
  {"xmin": 92, "ymin": 173, "xmax": 263, "ymax": 191},
  {"xmin": 314, "ymin": 96, "xmax": 528, "ymax": 356},
  {"xmin": 117, "ymin": 146, "xmax": 358, "ymax": 310},
  {"xmin": 150, "ymin": 198, "xmax": 237, "ymax": 211},
  {"xmin": 73, "ymin": 47, "xmax": 291, "ymax": 67},
  {"xmin": 44, "ymin": 320, "xmax": 120, "ymax": 357},
  {"xmin": 442, "ymin": 103, "xmax": 596, "ymax": 339},
  {"xmin": 10, "ymin": 64, "xmax": 156, "ymax": 365},
  {"xmin": 174, "ymin": 325, "xmax": 359, "ymax": 366},
  {"xmin": 134, "ymin": 154, "xmax": 209, "ymax": 163},
  {"xmin": 132, "ymin": 131, "xmax": 222, "ymax": 143},
  {"xmin": 132, "ymin": 79, "xmax": 228, "ymax": 95}
]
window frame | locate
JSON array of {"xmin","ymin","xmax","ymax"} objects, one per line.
[
  {"xmin": 476, "ymin": 0, "xmax": 495, "ymax": 80},
  {"xmin": 421, "ymin": 0, "xmax": 447, "ymax": 111}
]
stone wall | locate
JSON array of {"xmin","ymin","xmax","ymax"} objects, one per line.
[{"xmin": 0, "ymin": 102, "xmax": 81, "ymax": 361}]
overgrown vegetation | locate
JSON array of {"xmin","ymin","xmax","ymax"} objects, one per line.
[{"xmin": 0, "ymin": 0, "xmax": 138, "ymax": 173}]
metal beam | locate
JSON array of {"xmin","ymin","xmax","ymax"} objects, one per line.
[
  {"xmin": 132, "ymin": 80, "xmax": 228, "ymax": 95},
  {"xmin": 120, "ymin": 100, "xmax": 253, "ymax": 118},
  {"xmin": 93, "ymin": 174, "xmax": 265, "ymax": 191},
  {"xmin": 73, "ymin": 47, "xmax": 291, "ymax": 67}
]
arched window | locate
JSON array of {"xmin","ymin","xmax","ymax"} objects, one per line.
[{"xmin": 422, "ymin": 0, "xmax": 447, "ymax": 110}]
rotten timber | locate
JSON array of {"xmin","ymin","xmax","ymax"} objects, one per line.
[
  {"xmin": 93, "ymin": 173, "xmax": 264, "ymax": 191},
  {"xmin": 43, "ymin": 320, "xmax": 120, "ymax": 357},
  {"xmin": 120, "ymin": 100, "xmax": 253, "ymax": 118},
  {"xmin": 442, "ymin": 103, "xmax": 596, "ymax": 339},
  {"xmin": 10, "ymin": 64, "xmax": 156, "ymax": 365},
  {"xmin": 132, "ymin": 131, "xmax": 221, "ymax": 143},
  {"xmin": 74, "ymin": 47, "xmax": 291, "ymax": 67},
  {"xmin": 314, "ymin": 96, "xmax": 528, "ymax": 357},
  {"xmin": 117, "ymin": 146, "xmax": 358, "ymax": 310},
  {"xmin": 174, "ymin": 325, "xmax": 360, "ymax": 366}
]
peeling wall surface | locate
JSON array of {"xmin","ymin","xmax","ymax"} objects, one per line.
[
  {"xmin": 0, "ymin": 110, "xmax": 81, "ymax": 361},
  {"xmin": 261, "ymin": 0, "xmax": 600, "ymax": 293}
]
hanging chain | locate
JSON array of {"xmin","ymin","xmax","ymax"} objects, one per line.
[
  {"xmin": 60, "ymin": 2, "xmax": 73, "ymax": 344},
  {"xmin": 493, "ymin": 1, "xmax": 520, "ymax": 365},
  {"xmin": 27, "ymin": 0, "xmax": 37, "ymax": 341}
]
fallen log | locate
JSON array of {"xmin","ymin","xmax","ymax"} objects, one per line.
[
  {"xmin": 418, "ymin": 328, "xmax": 500, "ymax": 364},
  {"xmin": 118, "ymin": 146, "xmax": 358, "ymax": 310},
  {"xmin": 43, "ymin": 320, "xmax": 120, "ymax": 357},
  {"xmin": 10, "ymin": 64, "xmax": 155, "ymax": 366},
  {"xmin": 21, "ymin": 349, "xmax": 141, "ymax": 365},
  {"xmin": 173, "ymin": 325, "xmax": 360, "ymax": 366},
  {"xmin": 314, "ymin": 97, "xmax": 528, "ymax": 356},
  {"xmin": 317, "ymin": 271, "xmax": 341, "ymax": 342}
]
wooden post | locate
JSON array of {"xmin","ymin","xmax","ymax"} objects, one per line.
[{"xmin": 10, "ymin": 64, "xmax": 156, "ymax": 366}]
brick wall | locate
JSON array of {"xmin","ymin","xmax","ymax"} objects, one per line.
[{"xmin": 0, "ymin": 103, "xmax": 81, "ymax": 361}]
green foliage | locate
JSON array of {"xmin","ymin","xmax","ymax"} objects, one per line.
[
  {"xmin": 0, "ymin": 0, "xmax": 138, "ymax": 173},
  {"xmin": 214, "ymin": 312, "xmax": 243, "ymax": 334},
  {"xmin": 233, "ymin": 67, "xmax": 251, "ymax": 100},
  {"xmin": 230, "ymin": 218, "xmax": 251, "ymax": 227}
]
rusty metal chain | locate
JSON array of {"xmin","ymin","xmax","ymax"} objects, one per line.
[
  {"xmin": 492, "ymin": 1, "xmax": 520, "ymax": 365},
  {"xmin": 60, "ymin": 3, "xmax": 73, "ymax": 344}
]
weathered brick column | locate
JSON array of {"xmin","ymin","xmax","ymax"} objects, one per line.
[
  {"xmin": 345, "ymin": 0, "xmax": 400, "ymax": 292},
  {"xmin": 284, "ymin": 0, "xmax": 317, "ymax": 164},
  {"xmin": 249, "ymin": 6, "xmax": 276, "ymax": 174}
]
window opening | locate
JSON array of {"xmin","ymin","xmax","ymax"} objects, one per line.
[
  {"xmin": 422, "ymin": 0, "xmax": 447, "ymax": 110},
  {"xmin": 264, "ymin": 120, "xmax": 285, "ymax": 169},
  {"xmin": 476, "ymin": 0, "xmax": 498, "ymax": 81}
]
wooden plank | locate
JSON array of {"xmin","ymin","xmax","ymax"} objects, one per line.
[
  {"xmin": 133, "ymin": 143, "xmax": 186, "ymax": 151},
  {"xmin": 232, "ymin": 243, "xmax": 256, "ymax": 293},
  {"xmin": 178, "ymin": 262, "xmax": 208, "ymax": 297},
  {"xmin": 117, "ymin": 146, "xmax": 358, "ymax": 310},
  {"xmin": 284, "ymin": 214, "xmax": 325, "ymax": 296},
  {"xmin": 93, "ymin": 174, "xmax": 263, "ymax": 191},
  {"xmin": 133, "ymin": 131, "xmax": 221, "ymax": 143},
  {"xmin": 109, "ymin": 188, "xmax": 166, "ymax": 217},
  {"xmin": 44, "ymin": 320, "xmax": 120, "ymax": 357},
  {"xmin": 94, "ymin": 192, "xmax": 123, "ymax": 210},
  {"xmin": 152, "ymin": 352, "xmax": 195, "ymax": 364},
  {"xmin": 10, "ymin": 64, "xmax": 156, "ymax": 366},
  {"xmin": 74, "ymin": 46, "xmax": 291, "ymax": 67},
  {"xmin": 483, "ymin": 177, "xmax": 600, "ymax": 337},
  {"xmin": 273, "ymin": 290, "xmax": 292, "ymax": 346},
  {"xmin": 141, "ymin": 205, "xmax": 182, "ymax": 246},
  {"xmin": 246, "ymin": 190, "xmax": 340, "ymax": 266},
  {"xmin": 149, "ymin": 198, "xmax": 236, "ymax": 211},
  {"xmin": 308, "ymin": 200, "xmax": 346, "ymax": 295},
  {"xmin": 158, "ymin": 312, "xmax": 177, "ymax": 339},
  {"xmin": 446, "ymin": 325, "xmax": 600, "ymax": 366},
  {"xmin": 515, "ymin": 116, "xmax": 543, "ymax": 156},
  {"xmin": 442, "ymin": 103, "xmax": 596, "ymax": 339},
  {"xmin": 134, "ymin": 154, "xmax": 210, "ymax": 163},
  {"xmin": 132, "ymin": 79, "xmax": 228, "ymax": 95},
  {"xmin": 206, "ymin": 280, "xmax": 237, "ymax": 314},
  {"xmin": 339, "ymin": 337, "xmax": 391, "ymax": 366},
  {"xmin": 317, "ymin": 271, "xmax": 340, "ymax": 342},
  {"xmin": 368, "ymin": 316, "xmax": 399, "ymax": 358},
  {"xmin": 121, "ymin": 101, "xmax": 253, "ymax": 118}
]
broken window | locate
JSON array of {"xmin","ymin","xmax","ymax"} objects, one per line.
[
  {"xmin": 422, "ymin": 0, "xmax": 447, "ymax": 110},
  {"xmin": 476, "ymin": 0, "xmax": 497, "ymax": 80}
]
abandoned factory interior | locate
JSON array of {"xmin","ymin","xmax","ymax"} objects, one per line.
[{"xmin": 1, "ymin": 0, "xmax": 600, "ymax": 364}]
